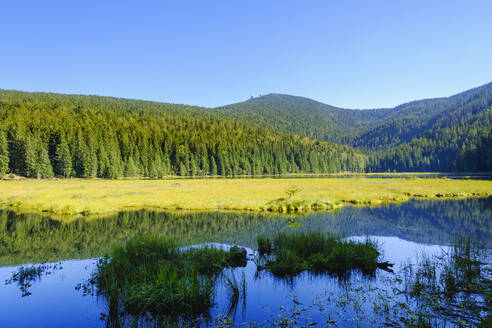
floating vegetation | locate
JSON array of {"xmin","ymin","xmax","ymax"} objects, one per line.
[
  {"xmin": 255, "ymin": 231, "xmax": 384, "ymax": 277},
  {"xmin": 90, "ymin": 235, "xmax": 248, "ymax": 325},
  {"xmin": 265, "ymin": 198, "xmax": 342, "ymax": 213}
]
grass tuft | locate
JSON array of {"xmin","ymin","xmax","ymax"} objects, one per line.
[
  {"xmin": 92, "ymin": 235, "xmax": 247, "ymax": 321},
  {"xmin": 256, "ymin": 231, "xmax": 380, "ymax": 277}
]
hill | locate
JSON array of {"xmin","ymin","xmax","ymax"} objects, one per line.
[
  {"xmin": 220, "ymin": 83, "xmax": 492, "ymax": 171},
  {"xmin": 215, "ymin": 94, "xmax": 391, "ymax": 144},
  {"xmin": 0, "ymin": 90, "xmax": 366, "ymax": 178},
  {"xmin": 0, "ymin": 81, "xmax": 491, "ymax": 178}
]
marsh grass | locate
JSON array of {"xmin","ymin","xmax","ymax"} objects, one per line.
[
  {"xmin": 223, "ymin": 270, "xmax": 247, "ymax": 319},
  {"xmin": 0, "ymin": 177, "xmax": 490, "ymax": 219},
  {"xmin": 92, "ymin": 235, "xmax": 247, "ymax": 323},
  {"xmin": 256, "ymin": 231, "xmax": 381, "ymax": 277},
  {"xmin": 402, "ymin": 237, "xmax": 491, "ymax": 326},
  {"xmin": 245, "ymin": 237, "xmax": 491, "ymax": 327}
]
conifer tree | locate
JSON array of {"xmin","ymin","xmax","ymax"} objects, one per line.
[
  {"xmin": 0, "ymin": 130, "xmax": 9, "ymax": 177},
  {"xmin": 56, "ymin": 139, "xmax": 73, "ymax": 178}
]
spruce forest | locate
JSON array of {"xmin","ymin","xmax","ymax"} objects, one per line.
[{"xmin": 0, "ymin": 82, "xmax": 491, "ymax": 179}]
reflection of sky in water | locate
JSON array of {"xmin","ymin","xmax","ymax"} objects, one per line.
[
  {"xmin": 0, "ymin": 259, "xmax": 103, "ymax": 328},
  {"xmin": 0, "ymin": 236, "xmax": 455, "ymax": 328},
  {"xmin": 350, "ymin": 236, "xmax": 449, "ymax": 265}
]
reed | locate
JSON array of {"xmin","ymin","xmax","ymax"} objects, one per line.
[
  {"xmin": 93, "ymin": 235, "xmax": 247, "ymax": 321},
  {"xmin": 256, "ymin": 231, "xmax": 380, "ymax": 277}
]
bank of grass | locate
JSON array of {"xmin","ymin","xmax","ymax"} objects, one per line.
[
  {"xmin": 256, "ymin": 232, "xmax": 380, "ymax": 277},
  {"xmin": 0, "ymin": 177, "xmax": 491, "ymax": 219}
]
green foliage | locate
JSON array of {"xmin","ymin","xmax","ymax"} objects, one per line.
[
  {"xmin": 220, "ymin": 83, "xmax": 492, "ymax": 172},
  {"xmin": 285, "ymin": 186, "xmax": 301, "ymax": 200},
  {"xmin": 23, "ymin": 136, "xmax": 54, "ymax": 178},
  {"xmin": 402, "ymin": 237, "xmax": 491, "ymax": 326},
  {"xmin": 2, "ymin": 82, "xmax": 491, "ymax": 175},
  {"xmin": 256, "ymin": 231, "xmax": 380, "ymax": 277},
  {"xmin": 0, "ymin": 89, "xmax": 367, "ymax": 178},
  {"xmin": 92, "ymin": 235, "xmax": 247, "ymax": 321},
  {"xmin": 1, "ymin": 198, "xmax": 491, "ymax": 266},
  {"xmin": 55, "ymin": 139, "xmax": 72, "ymax": 177},
  {"xmin": 0, "ymin": 129, "xmax": 8, "ymax": 176},
  {"xmin": 216, "ymin": 93, "xmax": 391, "ymax": 144}
]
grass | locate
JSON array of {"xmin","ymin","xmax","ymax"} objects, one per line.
[
  {"xmin": 0, "ymin": 177, "xmax": 491, "ymax": 219},
  {"xmin": 256, "ymin": 231, "xmax": 381, "ymax": 277},
  {"xmin": 92, "ymin": 235, "xmax": 247, "ymax": 323},
  {"xmin": 250, "ymin": 236, "xmax": 492, "ymax": 327},
  {"xmin": 402, "ymin": 237, "xmax": 491, "ymax": 325}
]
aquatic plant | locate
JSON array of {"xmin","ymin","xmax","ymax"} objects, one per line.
[
  {"xmin": 402, "ymin": 237, "xmax": 491, "ymax": 325},
  {"xmin": 223, "ymin": 270, "xmax": 247, "ymax": 319},
  {"xmin": 256, "ymin": 231, "xmax": 381, "ymax": 277},
  {"xmin": 285, "ymin": 186, "xmax": 301, "ymax": 200},
  {"xmin": 92, "ymin": 235, "xmax": 247, "ymax": 323}
]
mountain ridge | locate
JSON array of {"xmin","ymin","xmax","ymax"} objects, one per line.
[{"xmin": 217, "ymin": 81, "xmax": 492, "ymax": 171}]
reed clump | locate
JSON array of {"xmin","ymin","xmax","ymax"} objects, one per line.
[
  {"xmin": 93, "ymin": 235, "xmax": 247, "ymax": 320},
  {"xmin": 256, "ymin": 231, "xmax": 380, "ymax": 277}
]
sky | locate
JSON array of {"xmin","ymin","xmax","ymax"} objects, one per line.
[{"xmin": 1, "ymin": 0, "xmax": 492, "ymax": 109}]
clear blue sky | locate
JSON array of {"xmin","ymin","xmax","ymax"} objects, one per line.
[{"xmin": 1, "ymin": 1, "xmax": 492, "ymax": 108}]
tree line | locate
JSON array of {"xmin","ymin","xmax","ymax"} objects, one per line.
[{"xmin": 0, "ymin": 90, "xmax": 367, "ymax": 178}]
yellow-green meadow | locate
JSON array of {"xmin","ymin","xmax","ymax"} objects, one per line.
[{"xmin": 0, "ymin": 177, "xmax": 491, "ymax": 220}]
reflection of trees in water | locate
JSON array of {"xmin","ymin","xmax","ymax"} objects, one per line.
[
  {"xmin": 305, "ymin": 198, "xmax": 492, "ymax": 246},
  {"xmin": 0, "ymin": 198, "xmax": 491, "ymax": 265}
]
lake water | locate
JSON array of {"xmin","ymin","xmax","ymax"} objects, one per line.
[{"xmin": 0, "ymin": 198, "xmax": 491, "ymax": 327}]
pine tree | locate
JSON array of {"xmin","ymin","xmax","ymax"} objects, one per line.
[
  {"xmin": 56, "ymin": 139, "xmax": 73, "ymax": 178},
  {"xmin": 0, "ymin": 130, "xmax": 9, "ymax": 177},
  {"xmin": 210, "ymin": 157, "xmax": 217, "ymax": 176},
  {"xmin": 24, "ymin": 136, "xmax": 38, "ymax": 178},
  {"xmin": 37, "ymin": 142, "xmax": 54, "ymax": 178},
  {"xmin": 125, "ymin": 156, "xmax": 139, "ymax": 177}
]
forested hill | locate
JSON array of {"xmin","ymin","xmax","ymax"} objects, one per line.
[
  {"xmin": 0, "ymin": 90, "xmax": 367, "ymax": 178},
  {"xmin": 220, "ymin": 82, "xmax": 492, "ymax": 172},
  {"xmin": 215, "ymin": 94, "xmax": 392, "ymax": 144},
  {"xmin": 0, "ymin": 81, "xmax": 491, "ymax": 178}
]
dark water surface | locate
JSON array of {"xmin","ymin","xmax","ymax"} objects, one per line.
[{"xmin": 0, "ymin": 198, "xmax": 491, "ymax": 327}]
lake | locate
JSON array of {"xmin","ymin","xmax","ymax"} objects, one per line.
[{"xmin": 1, "ymin": 198, "xmax": 491, "ymax": 327}]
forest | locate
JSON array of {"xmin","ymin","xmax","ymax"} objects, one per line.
[
  {"xmin": 0, "ymin": 90, "xmax": 366, "ymax": 178},
  {"xmin": 0, "ymin": 82, "xmax": 491, "ymax": 178},
  {"xmin": 219, "ymin": 82, "xmax": 492, "ymax": 172}
]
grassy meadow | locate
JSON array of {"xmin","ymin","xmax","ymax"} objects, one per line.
[{"xmin": 0, "ymin": 177, "xmax": 491, "ymax": 220}]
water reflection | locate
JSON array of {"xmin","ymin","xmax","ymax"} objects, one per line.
[
  {"xmin": 0, "ymin": 198, "xmax": 491, "ymax": 327},
  {"xmin": 1, "ymin": 198, "xmax": 491, "ymax": 266}
]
